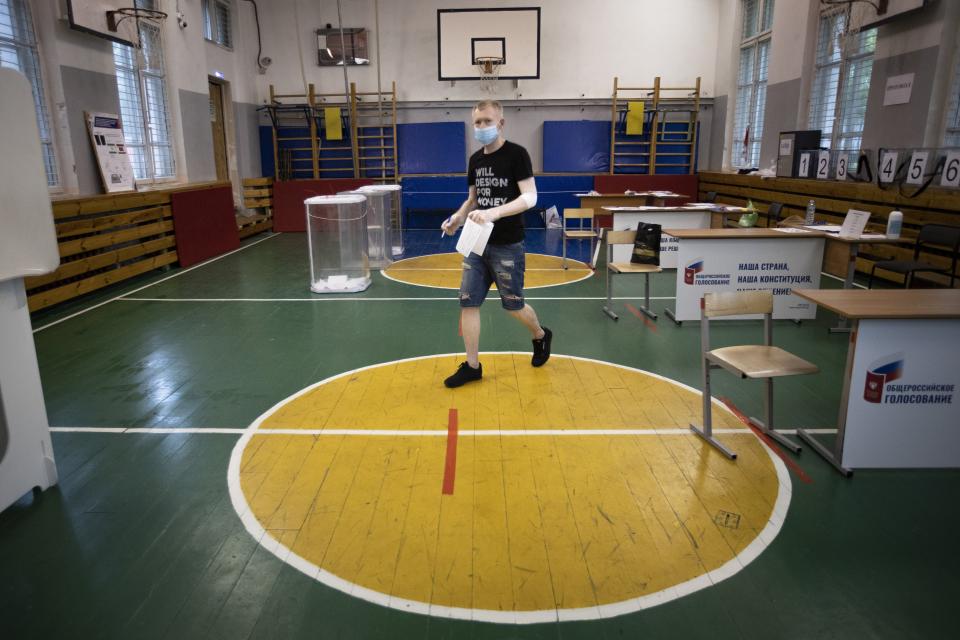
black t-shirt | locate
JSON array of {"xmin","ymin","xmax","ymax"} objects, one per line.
[{"xmin": 468, "ymin": 140, "xmax": 534, "ymax": 245}]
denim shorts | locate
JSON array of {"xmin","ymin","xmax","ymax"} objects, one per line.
[{"xmin": 459, "ymin": 242, "xmax": 526, "ymax": 311}]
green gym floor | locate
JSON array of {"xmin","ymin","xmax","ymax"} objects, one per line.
[{"xmin": 2, "ymin": 231, "xmax": 958, "ymax": 639}]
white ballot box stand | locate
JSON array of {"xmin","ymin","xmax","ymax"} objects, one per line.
[{"xmin": 0, "ymin": 68, "xmax": 61, "ymax": 512}]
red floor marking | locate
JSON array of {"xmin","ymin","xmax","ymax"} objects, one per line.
[
  {"xmin": 625, "ymin": 304, "xmax": 658, "ymax": 333},
  {"xmin": 719, "ymin": 397, "xmax": 813, "ymax": 485},
  {"xmin": 458, "ymin": 314, "xmax": 462, "ymax": 337},
  {"xmin": 442, "ymin": 408, "xmax": 459, "ymax": 495}
]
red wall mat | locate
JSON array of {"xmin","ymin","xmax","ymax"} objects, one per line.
[
  {"xmin": 170, "ymin": 185, "xmax": 240, "ymax": 268},
  {"xmin": 592, "ymin": 175, "xmax": 699, "ymax": 227},
  {"xmin": 593, "ymin": 175, "xmax": 699, "ymax": 202},
  {"xmin": 273, "ymin": 179, "xmax": 374, "ymax": 232}
]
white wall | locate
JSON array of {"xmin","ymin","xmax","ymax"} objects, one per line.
[{"xmin": 251, "ymin": 0, "xmax": 723, "ymax": 102}]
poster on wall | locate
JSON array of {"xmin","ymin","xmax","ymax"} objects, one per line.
[{"xmin": 85, "ymin": 112, "xmax": 135, "ymax": 193}]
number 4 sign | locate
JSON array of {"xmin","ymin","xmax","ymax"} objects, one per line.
[
  {"xmin": 942, "ymin": 152, "xmax": 960, "ymax": 188},
  {"xmin": 879, "ymin": 151, "xmax": 898, "ymax": 183}
]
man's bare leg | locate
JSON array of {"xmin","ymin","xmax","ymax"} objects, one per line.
[
  {"xmin": 461, "ymin": 307, "xmax": 481, "ymax": 368},
  {"xmin": 507, "ymin": 303, "xmax": 545, "ymax": 339}
]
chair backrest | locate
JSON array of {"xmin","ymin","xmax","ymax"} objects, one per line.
[
  {"xmin": 563, "ymin": 208, "xmax": 594, "ymax": 231},
  {"xmin": 766, "ymin": 202, "xmax": 784, "ymax": 227},
  {"xmin": 916, "ymin": 224, "xmax": 960, "ymax": 252},
  {"xmin": 703, "ymin": 290, "xmax": 773, "ymax": 318},
  {"xmin": 704, "ymin": 191, "xmax": 717, "ymax": 203},
  {"xmin": 606, "ymin": 229, "xmax": 636, "ymax": 245}
]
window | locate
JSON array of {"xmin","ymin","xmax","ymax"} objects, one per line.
[
  {"xmin": 943, "ymin": 41, "xmax": 960, "ymax": 147},
  {"xmin": 202, "ymin": 0, "xmax": 232, "ymax": 48},
  {"xmin": 808, "ymin": 6, "xmax": 877, "ymax": 152},
  {"xmin": 112, "ymin": 0, "xmax": 175, "ymax": 181},
  {"xmin": 0, "ymin": 0, "xmax": 59, "ymax": 187},
  {"xmin": 731, "ymin": 0, "xmax": 774, "ymax": 168}
]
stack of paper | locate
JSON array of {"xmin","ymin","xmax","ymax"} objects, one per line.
[{"xmin": 456, "ymin": 218, "xmax": 494, "ymax": 257}]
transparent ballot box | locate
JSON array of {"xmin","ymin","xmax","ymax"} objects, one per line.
[
  {"xmin": 357, "ymin": 184, "xmax": 403, "ymax": 257},
  {"xmin": 339, "ymin": 187, "xmax": 391, "ymax": 268},
  {"xmin": 305, "ymin": 194, "xmax": 371, "ymax": 293}
]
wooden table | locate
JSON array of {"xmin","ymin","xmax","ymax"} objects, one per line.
[
  {"xmin": 663, "ymin": 228, "xmax": 827, "ymax": 323},
  {"xmin": 577, "ymin": 191, "xmax": 688, "ymax": 211},
  {"xmin": 793, "ymin": 289, "xmax": 960, "ymax": 475}
]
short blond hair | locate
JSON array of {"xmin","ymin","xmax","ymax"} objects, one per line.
[{"xmin": 473, "ymin": 100, "xmax": 503, "ymax": 116}]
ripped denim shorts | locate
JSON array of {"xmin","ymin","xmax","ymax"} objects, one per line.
[{"xmin": 459, "ymin": 241, "xmax": 525, "ymax": 311}]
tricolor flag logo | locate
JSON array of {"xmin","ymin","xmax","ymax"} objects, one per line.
[
  {"xmin": 864, "ymin": 354, "xmax": 904, "ymax": 403},
  {"xmin": 684, "ymin": 259, "xmax": 704, "ymax": 285}
]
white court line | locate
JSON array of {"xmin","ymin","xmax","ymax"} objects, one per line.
[
  {"xmin": 32, "ymin": 232, "xmax": 281, "ymax": 334},
  {"xmin": 117, "ymin": 295, "xmax": 678, "ymax": 302},
  {"xmin": 223, "ymin": 351, "xmax": 797, "ymax": 624},
  {"xmin": 49, "ymin": 426, "xmax": 842, "ymax": 436}
]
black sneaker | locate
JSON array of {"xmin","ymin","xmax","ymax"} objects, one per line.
[
  {"xmin": 444, "ymin": 362, "xmax": 483, "ymax": 388},
  {"xmin": 532, "ymin": 327, "xmax": 553, "ymax": 367}
]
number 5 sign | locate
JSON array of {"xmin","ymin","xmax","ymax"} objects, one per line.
[{"xmin": 942, "ymin": 152, "xmax": 960, "ymax": 188}]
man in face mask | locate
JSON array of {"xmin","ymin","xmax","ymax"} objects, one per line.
[{"xmin": 440, "ymin": 100, "xmax": 551, "ymax": 388}]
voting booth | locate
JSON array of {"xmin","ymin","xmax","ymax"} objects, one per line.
[
  {"xmin": 305, "ymin": 194, "xmax": 372, "ymax": 293},
  {"xmin": 0, "ymin": 69, "xmax": 60, "ymax": 512}
]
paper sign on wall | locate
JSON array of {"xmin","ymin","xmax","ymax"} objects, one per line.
[
  {"xmin": 85, "ymin": 112, "xmax": 135, "ymax": 193},
  {"xmin": 883, "ymin": 73, "xmax": 914, "ymax": 106}
]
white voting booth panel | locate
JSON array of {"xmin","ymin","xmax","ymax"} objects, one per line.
[
  {"xmin": 674, "ymin": 237, "xmax": 823, "ymax": 321},
  {"xmin": 841, "ymin": 319, "xmax": 960, "ymax": 469},
  {"xmin": 609, "ymin": 209, "xmax": 711, "ymax": 268},
  {"xmin": 0, "ymin": 68, "xmax": 60, "ymax": 512}
]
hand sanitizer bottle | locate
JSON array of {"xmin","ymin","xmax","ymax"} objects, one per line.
[
  {"xmin": 886, "ymin": 210, "xmax": 903, "ymax": 239},
  {"xmin": 805, "ymin": 199, "xmax": 816, "ymax": 225}
]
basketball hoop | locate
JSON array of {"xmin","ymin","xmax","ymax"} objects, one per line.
[
  {"xmin": 106, "ymin": 7, "xmax": 168, "ymax": 34},
  {"xmin": 475, "ymin": 56, "xmax": 503, "ymax": 93}
]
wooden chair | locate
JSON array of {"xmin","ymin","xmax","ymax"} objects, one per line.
[
  {"xmin": 868, "ymin": 223, "xmax": 960, "ymax": 289},
  {"xmin": 562, "ymin": 208, "xmax": 598, "ymax": 269},
  {"xmin": 602, "ymin": 229, "xmax": 662, "ymax": 321},
  {"xmin": 691, "ymin": 290, "xmax": 819, "ymax": 459}
]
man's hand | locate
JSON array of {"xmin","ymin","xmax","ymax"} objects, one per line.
[
  {"xmin": 467, "ymin": 210, "xmax": 498, "ymax": 225},
  {"xmin": 441, "ymin": 213, "xmax": 462, "ymax": 236}
]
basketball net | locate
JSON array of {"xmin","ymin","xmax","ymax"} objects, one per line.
[{"xmin": 475, "ymin": 57, "xmax": 503, "ymax": 93}]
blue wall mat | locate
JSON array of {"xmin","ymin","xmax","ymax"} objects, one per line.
[
  {"xmin": 398, "ymin": 122, "xmax": 466, "ymax": 174},
  {"xmin": 401, "ymin": 176, "xmax": 468, "ymax": 228},
  {"xmin": 259, "ymin": 126, "xmax": 274, "ymax": 177},
  {"xmin": 543, "ymin": 121, "xmax": 610, "ymax": 173},
  {"xmin": 534, "ymin": 175, "xmax": 595, "ymax": 216}
]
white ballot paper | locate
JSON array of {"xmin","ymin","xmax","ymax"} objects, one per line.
[
  {"xmin": 839, "ymin": 209, "xmax": 871, "ymax": 239},
  {"xmin": 456, "ymin": 217, "xmax": 494, "ymax": 257}
]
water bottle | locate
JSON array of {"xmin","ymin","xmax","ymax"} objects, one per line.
[
  {"xmin": 886, "ymin": 210, "xmax": 903, "ymax": 239},
  {"xmin": 805, "ymin": 199, "xmax": 816, "ymax": 225}
]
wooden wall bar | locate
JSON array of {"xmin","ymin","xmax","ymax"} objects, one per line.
[
  {"xmin": 240, "ymin": 177, "xmax": 274, "ymax": 239},
  {"xmin": 698, "ymin": 172, "xmax": 960, "ymax": 287}
]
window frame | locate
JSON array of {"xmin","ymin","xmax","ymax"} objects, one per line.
[
  {"xmin": 112, "ymin": 3, "xmax": 176, "ymax": 185},
  {"xmin": 202, "ymin": 0, "xmax": 233, "ymax": 50},
  {"xmin": 807, "ymin": 5, "xmax": 878, "ymax": 153},
  {"xmin": 730, "ymin": 0, "xmax": 774, "ymax": 169},
  {"xmin": 942, "ymin": 38, "xmax": 960, "ymax": 148},
  {"xmin": 0, "ymin": 0, "xmax": 61, "ymax": 190}
]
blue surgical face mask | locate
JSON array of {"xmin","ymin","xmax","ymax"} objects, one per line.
[{"xmin": 474, "ymin": 125, "xmax": 499, "ymax": 145}]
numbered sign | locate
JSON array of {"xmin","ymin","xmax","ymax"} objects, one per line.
[
  {"xmin": 817, "ymin": 150, "xmax": 830, "ymax": 179},
  {"xmin": 835, "ymin": 154, "xmax": 848, "ymax": 181},
  {"xmin": 941, "ymin": 151, "xmax": 960, "ymax": 188},
  {"xmin": 905, "ymin": 151, "xmax": 929, "ymax": 186},
  {"xmin": 879, "ymin": 151, "xmax": 898, "ymax": 183},
  {"xmin": 798, "ymin": 152, "xmax": 811, "ymax": 178}
]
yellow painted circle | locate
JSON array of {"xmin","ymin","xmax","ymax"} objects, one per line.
[
  {"xmin": 382, "ymin": 252, "xmax": 593, "ymax": 290},
  {"xmin": 229, "ymin": 354, "xmax": 788, "ymax": 622}
]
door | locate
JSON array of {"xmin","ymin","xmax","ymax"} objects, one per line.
[{"xmin": 208, "ymin": 79, "xmax": 228, "ymax": 181}]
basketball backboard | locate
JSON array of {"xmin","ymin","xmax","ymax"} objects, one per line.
[
  {"xmin": 437, "ymin": 7, "xmax": 540, "ymax": 81},
  {"xmin": 66, "ymin": 0, "xmax": 139, "ymax": 47}
]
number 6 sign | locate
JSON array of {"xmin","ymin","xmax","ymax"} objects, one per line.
[{"xmin": 942, "ymin": 152, "xmax": 960, "ymax": 188}]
